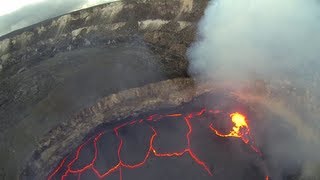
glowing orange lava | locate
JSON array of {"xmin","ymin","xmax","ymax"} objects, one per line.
[
  {"xmin": 48, "ymin": 109, "xmax": 266, "ymax": 180},
  {"xmin": 210, "ymin": 112, "xmax": 249, "ymax": 141},
  {"xmin": 209, "ymin": 112, "xmax": 261, "ymax": 155}
]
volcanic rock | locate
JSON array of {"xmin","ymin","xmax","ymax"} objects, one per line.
[{"xmin": 0, "ymin": 0, "xmax": 207, "ymax": 179}]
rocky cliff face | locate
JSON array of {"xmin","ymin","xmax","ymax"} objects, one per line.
[
  {"xmin": 0, "ymin": 0, "xmax": 206, "ymax": 74},
  {"xmin": 0, "ymin": 0, "xmax": 208, "ymax": 179}
]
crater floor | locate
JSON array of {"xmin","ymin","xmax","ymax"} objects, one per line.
[{"xmin": 47, "ymin": 93, "xmax": 267, "ymax": 180}]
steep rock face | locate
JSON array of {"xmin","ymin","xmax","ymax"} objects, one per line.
[
  {"xmin": 0, "ymin": 0, "xmax": 208, "ymax": 179},
  {"xmin": 0, "ymin": 0, "xmax": 206, "ymax": 74},
  {"xmin": 0, "ymin": 0, "xmax": 207, "ymax": 131}
]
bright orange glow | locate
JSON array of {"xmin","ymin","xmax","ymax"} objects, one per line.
[
  {"xmin": 209, "ymin": 112, "xmax": 261, "ymax": 154},
  {"xmin": 210, "ymin": 112, "xmax": 249, "ymax": 139},
  {"xmin": 230, "ymin": 112, "xmax": 248, "ymax": 134},
  {"xmin": 48, "ymin": 109, "xmax": 266, "ymax": 180},
  {"xmin": 166, "ymin": 113, "xmax": 182, "ymax": 117},
  {"xmin": 229, "ymin": 112, "xmax": 249, "ymax": 143}
]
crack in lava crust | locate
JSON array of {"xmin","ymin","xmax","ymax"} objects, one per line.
[{"xmin": 48, "ymin": 108, "xmax": 268, "ymax": 180}]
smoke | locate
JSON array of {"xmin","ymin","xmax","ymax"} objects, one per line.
[
  {"xmin": 188, "ymin": 0, "xmax": 320, "ymax": 179},
  {"xmin": 188, "ymin": 0, "xmax": 320, "ymax": 85}
]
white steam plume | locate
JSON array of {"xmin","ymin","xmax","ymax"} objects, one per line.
[
  {"xmin": 188, "ymin": 0, "xmax": 320, "ymax": 179},
  {"xmin": 188, "ymin": 0, "xmax": 320, "ymax": 85}
]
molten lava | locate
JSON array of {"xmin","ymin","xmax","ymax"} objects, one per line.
[
  {"xmin": 210, "ymin": 112, "xmax": 249, "ymax": 139},
  {"xmin": 209, "ymin": 112, "xmax": 261, "ymax": 154},
  {"xmin": 48, "ymin": 109, "xmax": 267, "ymax": 180}
]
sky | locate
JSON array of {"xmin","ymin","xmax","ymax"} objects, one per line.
[{"xmin": 0, "ymin": 0, "xmax": 118, "ymax": 37}]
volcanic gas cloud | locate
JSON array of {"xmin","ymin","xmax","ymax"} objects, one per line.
[{"xmin": 188, "ymin": 0, "xmax": 320, "ymax": 178}]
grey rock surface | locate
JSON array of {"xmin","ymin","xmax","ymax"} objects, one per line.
[{"xmin": 0, "ymin": 0, "xmax": 208, "ymax": 179}]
